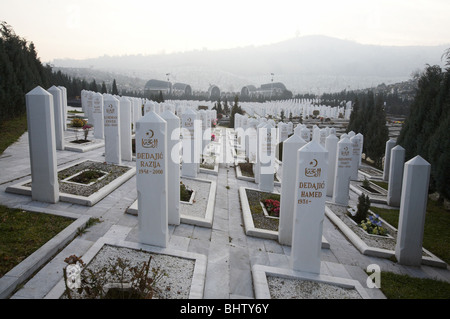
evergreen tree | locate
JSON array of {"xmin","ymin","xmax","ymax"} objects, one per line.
[
  {"xmin": 397, "ymin": 54, "xmax": 450, "ymax": 200},
  {"xmin": 101, "ymin": 82, "xmax": 108, "ymax": 94},
  {"xmin": 223, "ymin": 99, "xmax": 229, "ymax": 115},
  {"xmin": 112, "ymin": 79, "xmax": 119, "ymax": 95},
  {"xmin": 365, "ymin": 93, "xmax": 389, "ymax": 168},
  {"xmin": 89, "ymin": 79, "xmax": 98, "ymax": 92},
  {"xmin": 228, "ymin": 95, "xmax": 243, "ymax": 128}
]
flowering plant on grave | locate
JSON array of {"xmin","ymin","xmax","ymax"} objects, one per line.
[
  {"xmin": 360, "ymin": 214, "xmax": 388, "ymax": 236},
  {"xmin": 262, "ymin": 199, "xmax": 280, "ymax": 217},
  {"xmin": 211, "ymin": 134, "xmax": 216, "ymax": 141},
  {"xmin": 82, "ymin": 124, "xmax": 93, "ymax": 141},
  {"xmin": 70, "ymin": 117, "xmax": 87, "ymax": 128}
]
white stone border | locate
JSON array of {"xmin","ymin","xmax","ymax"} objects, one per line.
[
  {"xmin": 252, "ymin": 264, "xmax": 371, "ymax": 299},
  {"xmin": 5, "ymin": 159, "xmax": 136, "ymax": 207},
  {"xmin": 0, "ymin": 209, "xmax": 91, "ymax": 299},
  {"xmin": 324, "ymin": 205, "xmax": 447, "ymax": 268},
  {"xmin": 239, "ymin": 186, "xmax": 329, "ymax": 248},
  {"xmin": 235, "ymin": 164, "xmax": 281, "ymax": 186},
  {"xmin": 127, "ymin": 177, "xmax": 216, "ymax": 228},
  {"xmin": 349, "ymin": 181, "xmax": 388, "ymax": 205},
  {"xmin": 44, "ymin": 237, "xmax": 207, "ymax": 299},
  {"xmin": 64, "ymin": 139, "xmax": 105, "ymax": 153}
]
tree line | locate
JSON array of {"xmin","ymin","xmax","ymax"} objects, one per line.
[
  {"xmin": 346, "ymin": 91, "xmax": 390, "ymax": 169},
  {"xmin": 0, "ymin": 22, "xmax": 122, "ymax": 123},
  {"xmin": 397, "ymin": 51, "xmax": 450, "ymax": 201}
]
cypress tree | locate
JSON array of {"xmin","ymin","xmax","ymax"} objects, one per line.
[{"xmin": 112, "ymin": 79, "xmax": 119, "ymax": 95}]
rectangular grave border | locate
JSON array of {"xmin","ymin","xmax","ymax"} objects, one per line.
[
  {"xmin": 63, "ymin": 138, "xmax": 105, "ymax": 153},
  {"xmin": 5, "ymin": 159, "xmax": 136, "ymax": 207},
  {"xmin": 126, "ymin": 177, "xmax": 216, "ymax": 228},
  {"xmin": 349, "ymin": 180, "xmax": 388, "ymax": 205},
  {"xmin": 235, "ymin": 163, "xmax": 282, "ymax": 186},
  {"xmin": 0, "ymin": 208, "xmax": 91, "ymax": 299},
  {"xmin": 252, "ymin": 264, "xmax": 371, "ymax": 299},
  {"xmin": 324, "ymin": 204, "xmax": 447, "ymax": 268},
  {"xmin": 239, "ymin": 186, "xmax": 329, "ymax": 248},
  {"xmin": 44, "ymin": 237, "xmax": 207, "ymax": 299}
]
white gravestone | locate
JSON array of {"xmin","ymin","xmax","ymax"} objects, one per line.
[
  {"xmin": 92, "ymin": 92, "xmax": 104, "ymax": 139},
  {"xmin": 387, "ymin": 145, "xmax": 405, "ymax": 207},
  {"xmin": 136, "ymin": 111, "xmax": 168, "ymax": 248},
  {"xmin": 258, "ymin": 124, "xmax": 276, "ymax": 193},
  {"xmin": 350, "ymin": 135, "xmax": 361, "ymax": 180},
  {"xmin": 325, "ymin": 133, "xmax": 339, "ymax": 197},
  {"xmin": 86, "ymin": 92, "xmax": 94, "ymax": 125},
  {"xmin": 161, "ymin": 110, "xmax": 181, "ymax": 226},
  {"xmin": 395, "ymin": 156, "xmax": 431, "ymax": 266},
  {"xmin": 278, "ymin": 134, "xmax": 307, "ymax": 246},
  {"xmin": 332, "ymin": 138, "xmax": 353, "ymax": 206},
  {"xmin": 383, "ymin": 139, "xmax": 396, "ymax": 181},
  {"xmin": 26, "ymin": 86, "xmax": 59, "ymax": 203},
  {"xmin": 291, "ymin": 141, "xmax": 328, "ymax": 274},
  {"xmin": 300, "ymin": 127, "xmax": 310, "ymax": 142},
  {"xmin": 103, "ymin": 95, "xmax": 121, "ymax": 164},
  {"xmin": 58, "ymin": 86, "xmax": 68, "ymax": 131},
  {"xmin": 119, "ymin": 96, "xmax": 132, "ymax": 162},
  {"xmin": 356, "ymin": 133, "xmax": 364, "ymax": 166},
  {"xmin": 181, "ymin": 108, "xmax": 199, "ymax": 178},
  {"xmin": 47, "ymin": 86, "xmax": 64, "ymax": 151},
  {"xmin": 254, "ymin": 122, "xmax": 266, "ymax": 184}
]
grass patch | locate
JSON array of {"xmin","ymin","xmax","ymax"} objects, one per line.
[
  {"xmin": 371, "ymin": 180, "xmax": 388, "ymax": 190},
  {"xmin": 246, "ymin": 189, "xmax": 280, "ymax": 231},
  {"xmin": 0, "ymin": 205, "xmax": 74, "ymax": 277},
  {"xmin": 0, "ymin": 115, "xmax": 27, "ymax": 155},
  {"xmin": 371, "ymin": 199, "xmax": 450, "ymax": 264},
  {"xmin": 380, "ymin": 271, "xmax": 450, "ymax": 299}
]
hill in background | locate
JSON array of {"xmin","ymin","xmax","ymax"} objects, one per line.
[{"xmin": 52, "ymin": 35, "xmax": 449, "ymax": 94}]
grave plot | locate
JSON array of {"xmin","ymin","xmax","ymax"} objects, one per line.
[
  {"xmin": 45, "ymin": 239, "xmax": 207, "ymax": 299},
  {"xmin": 252, "ymin": 264, "xmax": 370, "ymax": 299},
  {"xmin": 64, "ymin": 118, "xmax": 105, "ymax": 153},
  {"xmin": 251, "ymin": 140, "xmax": 369, "ymax": 299},
  {"xmin": 63, "ymin": 135, "xmax": 105, "ymax": 153},
  {"xmin": 238, "ymin": 187, "xmax": 329, "ymax": 248},
  {"xmin": 199, "ymin": 143, "xmax": 220, "ymax": 175},
  {"xmin": 349, "ymin": 178, "xmax": 388, "ymax": 204},
  {"xmin": 235, "ymin": 162, "xmax": 281, "ymax": 185},
  {"xmin": 358, "ymin": 164, "xmax": 384, "ymax": 180},
  {"xmin": 6, "ymin": 159, "xmax": 135, "ymax": 206},
  {"xmin": 325, "ymin": 203, "xmax": 446, "ymax": 268},
  {"xmin": 127, "ymin": 177, "xmax": 216, "ymax": 228}
]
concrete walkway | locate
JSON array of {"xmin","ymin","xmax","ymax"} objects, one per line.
[{"xmin": 0, "ymin": 127, "xmax": 449, "ymax": 299}]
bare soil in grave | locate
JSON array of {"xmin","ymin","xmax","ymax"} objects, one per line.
[{"xmin": 25, "ymin": 161, "xmax": 131, "ymax": 197}]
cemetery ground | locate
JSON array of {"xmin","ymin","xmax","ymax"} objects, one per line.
[{"xmin": 0, "ymin": 123, "xmax": 449, "ymax": 301}]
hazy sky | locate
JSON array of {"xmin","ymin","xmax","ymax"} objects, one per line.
[{"xmin": 1, "ymin": 0, "xmax": 449, "ymax": 62}]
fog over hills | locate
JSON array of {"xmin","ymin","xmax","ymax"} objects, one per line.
[{"xmin": 52, "ymin": 35, "xmax": 449, "ymax": 94}]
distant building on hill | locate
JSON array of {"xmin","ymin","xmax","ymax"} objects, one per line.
[
  {"xmin": 208, "ymin": 85, "xmax": 221, "ymax": 100},
  {"xmin": 172, "ymin": 83, "xmax": 192, "ymax": 97},
  {"xmin": 240, "ymin": 82, "xmax": 291, "ymax": 99},
  {"xmin": 144, "ymin": 79, "xmax": 172, "ymax": 96}
]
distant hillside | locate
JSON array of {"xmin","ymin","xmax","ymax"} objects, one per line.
[{"xmin": 52, "ymin": 35, "xmax": 449, "ymax": 94}]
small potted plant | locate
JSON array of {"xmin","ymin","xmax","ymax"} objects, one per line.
[{"xmin": 82, "ymin": 124, "xmax": 93, "ymax": 141}]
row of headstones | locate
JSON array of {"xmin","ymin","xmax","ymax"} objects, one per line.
[
  {"xmin": 233, "ymin": 114, "xmax": 363, "ymax": 196},
  {"xmin": 239, "ymin": 99, "xmax": 352, "ymax": 120},
  {"xmin": 79, "ymin": 90, "xmax": 217, "ymax": 167},
  {"xmin": 23, "ymin": 86, "xmax": 214, "ymax": 247},
  {"xmin": 278, "ymin": 134, "xmax": 431, "ymax": 271},
  {"xmin": 25, "ymin": 86, "xmax": 431, "ymax": 270}
]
